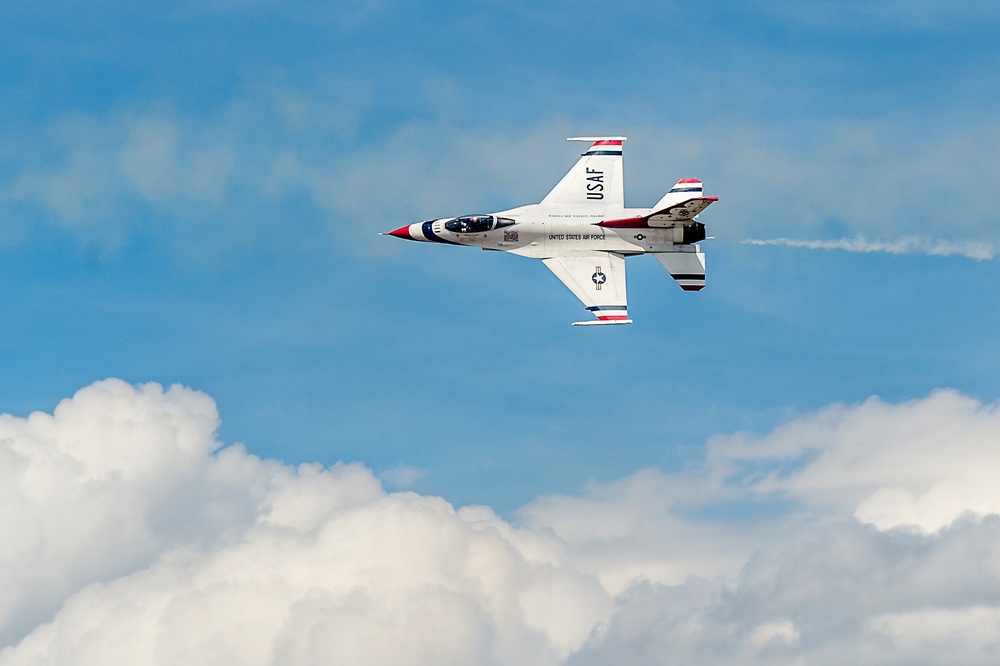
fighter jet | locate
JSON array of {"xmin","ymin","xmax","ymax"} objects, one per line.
[{"xmin": 382, "ymin": 137, "xmax": 717, "ymax": 325}]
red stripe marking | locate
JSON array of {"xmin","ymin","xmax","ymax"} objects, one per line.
[
  {"xmin": 593, "ymin": 140, "xmax": 623, "ymax": 146},
  {"xmin": 678, "ymin": 178, "xmax": 702, "ymax": 183},
  {"xmin": 596, "ymin": 217, "xmax": 648, "ymax": 228},
  {"xmin": 597, "ymin": 315, "xmax": 630, "ymax": 320}
]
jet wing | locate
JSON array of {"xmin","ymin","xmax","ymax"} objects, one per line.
[
  {"xmin": 540, "ymin": 137, "xmax": 626, "ymax": 207},
  {"xmin": 541, "ymin": 252, "xmax": 631, "ymax": 326}
]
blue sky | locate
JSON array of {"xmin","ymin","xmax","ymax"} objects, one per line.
[
  {"xmin": 5, "ymin": 2, "xmax": 1000, "ymax": 663},
  {"xmin": 3, "ymin": 1, "xmax": 1000, "ymax": 512}
]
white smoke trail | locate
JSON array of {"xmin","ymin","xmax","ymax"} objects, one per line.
[{"xmin": 742, "ymin": 235, "xmax": 996, "ymax": 261}]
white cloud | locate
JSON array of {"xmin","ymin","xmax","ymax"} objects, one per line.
[
  {"xmin": 0, "ymin": 379, "xmax": 611, "ymax": 665},
  {"xmin": 0, "ymin": 378, "xmax": 259, "ymax": 646},
  {"xmin": 4, "ymin": 381, "xmax": 1000, "ymax": 664},
  {"xmin": 869, "ymin": 606, "xmax": 1000, "ymax": 653},
  {"xmin": 518, "ymin": 469, "xmax": 767, "ymax": 594},
  {"xmin": 566, "ymin": 518, "xmax": 1000, "ymax": 665},
  {"xmin": 748, "ymin": 619, "xmax": 799, "ymax": 647},
  {"xmin": 742, "ymin": 236, "xmax": 997, "ymax": 261},
  {"xmin": 707, "ymin": 390, "xmax": 1000, "ymax": 532},
  {"xmin": 378, "ymin": 464, "xmax": 426, "ymax": 489}
]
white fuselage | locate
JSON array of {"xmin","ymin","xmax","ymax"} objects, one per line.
[{"xmin": 399, "ymin": 204, "xmax": 701, "ymax": 259}]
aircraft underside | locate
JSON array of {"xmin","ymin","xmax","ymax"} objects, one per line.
[{"xmin": 382, "ymin": 137, "xmax": 716, "ymax": 325}]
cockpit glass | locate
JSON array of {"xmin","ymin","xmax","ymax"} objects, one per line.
[{"xmin": 445, "ymin": 215, "xmax": 494, "ymax": 233}]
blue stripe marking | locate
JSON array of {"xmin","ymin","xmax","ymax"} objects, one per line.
[
  {"xmin": 587, "ymin": 305, "xmax": 628, "ymax": 311},
  {"xmin": 668, "ymin": 187, "xmax": 702, "ymax": 193},
  {"xmin": 584, "ymin": 150, "xmax": 623, "ymax": 156},
  {"xmin": 421, "ymin": 221, "xmax": 461, "ymax": 245}
]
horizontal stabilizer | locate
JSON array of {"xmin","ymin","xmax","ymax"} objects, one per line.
[{"xmin": 652, "ymin": 251, "xmax": 706, "ymax": 291}]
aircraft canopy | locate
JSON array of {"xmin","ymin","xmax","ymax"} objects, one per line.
[{"xmin": 444, "ymin": 215, "xmax": 515, "ymax": 233}]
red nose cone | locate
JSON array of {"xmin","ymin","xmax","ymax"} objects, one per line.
[{"xmin": 383, "ymin": 225, "xmax": 412, "ymax": 239}]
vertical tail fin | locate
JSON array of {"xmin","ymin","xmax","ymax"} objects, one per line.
[{"xmin": 652, "ymin": 178, "xmax": 704, "ymax": 211}]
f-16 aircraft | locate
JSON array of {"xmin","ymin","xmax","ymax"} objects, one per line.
[{"xmin": 382, "ymin": 137, "xmax": 717, "ymax": 325}]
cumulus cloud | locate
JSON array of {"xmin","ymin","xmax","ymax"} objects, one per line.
[
  {"xmin": 567, "ymin": 519, "xmax": 1000, "ymax": 665},
  {"xmin": 708, "ymin": 390, "xmax": 1000, "ymax": 532},
  {"xmin": 742, "ymin": 236, "xmax": 997, "ymax": 261},
  {"xmin": 377, "ymin": 464, "xmax": 426, "ymax": 489},
  {"xmin": 522, "ymin": 390, "xmax": 1000, "ymax": 664},
  {"xmin": 0, "ymin": 379, "xmax": 610, "ymax": 665},
  {"xmin": 4, "ymin": 381, "xmax": 1000, "ymax": 664}
]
